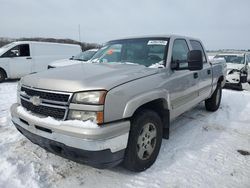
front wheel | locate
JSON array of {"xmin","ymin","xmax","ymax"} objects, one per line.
[
  {"xmin": 123, "ymin": 109, "xmax": 163, "ymax": 172},
  {"xmin": 205, "ymin": 83, "xmax": 222, "ymax": 111}
]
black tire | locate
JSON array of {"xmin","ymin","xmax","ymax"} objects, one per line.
[
  {"xmin": 205, "ymin": 83, "xmax": 222, "ymax": 111},
  {"xmin": 123, "ymin": 109, "xmax": 163, "ymax": 172},
  {"xmin": 0, "ymin": 69, "xmax": 6, "ymax": 83}
]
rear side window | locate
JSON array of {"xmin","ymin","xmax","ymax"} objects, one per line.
[
  {"xmin": 190, "ymin": 40, "xmax": 207, "ymax": 63},
  {"xmin": 2, "ymin": 44, "xmax": 30, "ymax": 57}
]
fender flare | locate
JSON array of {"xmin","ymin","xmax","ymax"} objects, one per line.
[{"xmin": 122, "ymin": 89, "xmax": 171, "ymax": 119}]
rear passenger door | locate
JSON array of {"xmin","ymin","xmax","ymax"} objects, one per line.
[{"xmin": 190, "ymin": 40, "xmax": 212, "ymax": 99}]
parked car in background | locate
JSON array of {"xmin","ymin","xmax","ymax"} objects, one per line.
[
  {"xmin": 0, "ymin": 41, "xmax": 81, "ymax": 82},
  {"xmin": 11, "ymin": 35, "xmax": 226, "ymax": 172},
  {"xmin": 214, "ymin": 52, "xmax": 250, "ymax": 90},
  {"xmin": 48, "ymin": 49, "xmax": 98, "ymax": 69}
]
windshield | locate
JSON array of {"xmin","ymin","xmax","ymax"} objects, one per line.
[
  {"xmin": 214, "ymin": 55, "xmax": 245, "ymax": 64},
  {"xmin": 72, "ymin": 50, "xmax": 97, "ymax": 61},
  {"xmin": 0, "ymin": 43, "xmax": 14, "ymax": 55},
  {"xmin": 91, "ymin": 38, "xmax": 169, "ymax": 67},
  {"xmin": 0, "ymin": 43, "xmax": 14, "ymax": 49}
]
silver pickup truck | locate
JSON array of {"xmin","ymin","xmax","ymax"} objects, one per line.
[{"xmin": 11, "ymin": 35, "xmax": 226, "ymax": 172}]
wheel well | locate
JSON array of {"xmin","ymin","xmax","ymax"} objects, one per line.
[
  {"xmin": 0, "ymin": 67, "xmax": 7, "ymax": 78},
  {"xmin": 132, "ymin": 99, "xmax": 170, "ymax": 139}
]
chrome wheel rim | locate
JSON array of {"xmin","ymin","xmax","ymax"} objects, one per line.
[{"xmin": 137, "ymin": 123, "xmax": 157, "ymax": 160}]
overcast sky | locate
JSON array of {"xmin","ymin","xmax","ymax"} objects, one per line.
[{"xmin": 1, "ymin": 0, "xmax": 250, "ymax": 50}]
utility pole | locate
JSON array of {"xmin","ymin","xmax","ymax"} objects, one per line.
[{"xmin": 78, "ymin": 24, "xmax": 81, "ymax": 43}]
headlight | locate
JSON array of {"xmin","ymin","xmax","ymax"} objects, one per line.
[
  {"xmin": 68, "ymin": 110, "xmax": 104, "ymax": 124},
  {"xmin": 72, "ymin": 91, "xmax": 107, "ymax": 105}
]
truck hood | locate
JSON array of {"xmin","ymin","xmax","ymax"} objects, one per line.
[
  {"xmin": 49, "ymin": 59, "xmax": 84, "ymax": 67},
  {"xmin": 21, "ymin": 63, "xmax": 159, "ymax": 92}
]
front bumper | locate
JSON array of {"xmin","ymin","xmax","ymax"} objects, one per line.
[{"xmin": 11, "ymin": 103, "xmax": 130, "ymax": 168}]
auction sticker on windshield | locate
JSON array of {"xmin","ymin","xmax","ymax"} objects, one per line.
[{"xmin": 147, "ymin": 40, "xmax": 168, "ymax": 45}]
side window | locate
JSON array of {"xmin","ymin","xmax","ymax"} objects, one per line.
[
  {"xmin": 190, "ymin": 40, "xmax": 206, "ymax": 63},
  {"xmin": 2, "ymin": 44, "xmax": 30, "ymax": 57},
  {"xmin": 172, "ymin": 39, "xmax": 189, "ymax": 63},
  {"xmin": 19, "ymin": 44, "xmax": 30, "ymax": 56},
  {"xmin": 101, "ymin": 44, "xmax": 121, "ymax": 63}
]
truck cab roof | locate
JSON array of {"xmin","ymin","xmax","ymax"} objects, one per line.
[{"xmin": 108, "ymin": 35, "xmax": 201, "ymax": 43}]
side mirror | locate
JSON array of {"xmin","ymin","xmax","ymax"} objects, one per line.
[{"xmin": 187, "ymin": 50, "xmax": 203, "ymax": 71}]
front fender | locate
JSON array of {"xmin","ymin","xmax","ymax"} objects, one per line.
[{"xmin": 122, "ymin": 89, "xmax": 170, "ymax": 119}]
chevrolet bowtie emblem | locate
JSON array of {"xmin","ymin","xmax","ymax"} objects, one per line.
[{"xmin": 30, "ymin": 96, "xmax": 41, "ymax": 106}]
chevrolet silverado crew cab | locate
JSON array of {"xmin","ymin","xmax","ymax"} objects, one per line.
[{"xmin": 11, "ymin": 35, "xmax": 226, "ymax": 172}]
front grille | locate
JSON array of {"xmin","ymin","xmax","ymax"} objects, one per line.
[
  {"xmin": 21, "ymin": 86, "xmax": 70, "ymax": 103},
  {"xmin": 21, "ymin": 99, "xmax": 66, "ymax": 119}
]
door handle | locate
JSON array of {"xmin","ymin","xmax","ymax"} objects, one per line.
[
  {"xmin": 207, "ymin": 69, "xmax": 211, "ymax": 75},
  {"xmin": 26, "ymin": 57, "xmax": 32, "ymax": 59},
  {"xmin": 193, "ymin": 72, "xmax": 198, "ymax": 79}
]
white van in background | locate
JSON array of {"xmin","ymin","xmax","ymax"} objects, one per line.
[{"xmin": 0, "ymin": 41, "xmax": 81, "ymax": 82}]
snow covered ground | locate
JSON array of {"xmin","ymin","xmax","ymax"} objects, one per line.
[{"xmin": 0, "ymin": 81, "xmax": 249, "ymax": 188}]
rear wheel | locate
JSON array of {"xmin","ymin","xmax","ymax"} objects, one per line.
[
  {"xmin": 0, "ymin": 69, "xmax": 6, "ymax": 83},
  {"xmin": 205, "ymin": 83, "xmax": 222, "ymax": 111},
  {"xmin": 123, "ymin": 109, "xmax": 163, "ymax": 172}
]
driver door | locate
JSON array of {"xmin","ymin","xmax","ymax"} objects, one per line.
[
  {"xmin": 3, "ymin": 44, "xmax": 32, "ymax": 78},
  {"xmin": 168, "ymin": 39, "xmax": 200, "ymax": 120}
]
